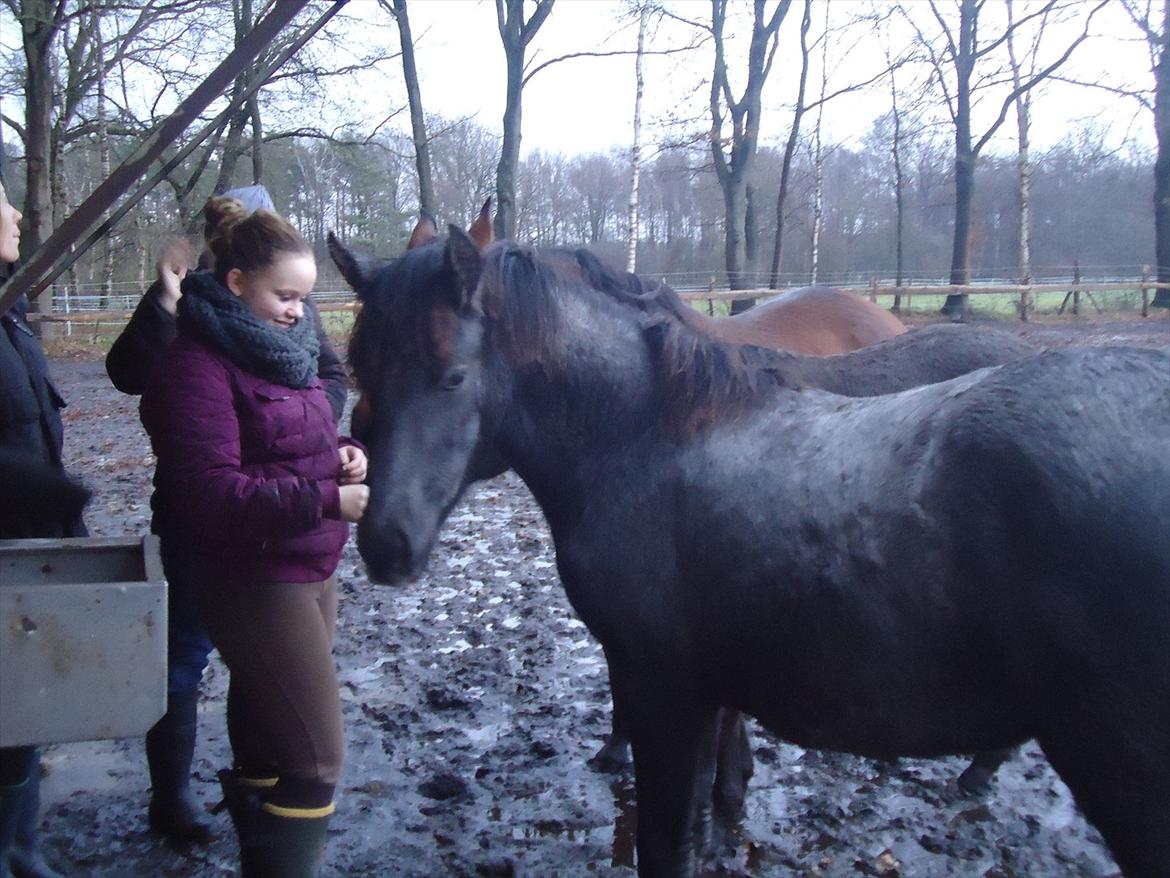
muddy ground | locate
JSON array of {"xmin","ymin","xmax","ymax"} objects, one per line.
[{"xmin": 29, "ymin": 313, "xmax": 1170, "ymax": 877}]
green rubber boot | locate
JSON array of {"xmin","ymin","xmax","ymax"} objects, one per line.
[{"xmin": 248, "ymin": 804, "xmax": 332, "ymax": 878}]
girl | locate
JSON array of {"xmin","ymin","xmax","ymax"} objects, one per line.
[
  {"xmin": 140, "ymin": 199, "xmax": 366, "ymax": 877},
  {"xmin": 106, "ymin": 188, "xmax": 349, "ymax": 846}
]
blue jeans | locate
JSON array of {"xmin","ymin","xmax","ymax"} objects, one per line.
[{"xmin": 158, "ymin": 526, "xmax": 215, "ymax": 696}]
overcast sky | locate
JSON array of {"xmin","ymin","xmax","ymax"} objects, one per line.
[{"xmin": 337, "ymin": 0, "xmax": 1157, "ymax": 159}]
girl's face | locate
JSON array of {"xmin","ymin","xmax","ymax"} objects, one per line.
[
  {"xmin": 0, "ymin": 184, "xmax": 23, "ymax": 264},
  {"xmin": 226, "ymin": 252, "xmax": 317, "ymax": 329}
]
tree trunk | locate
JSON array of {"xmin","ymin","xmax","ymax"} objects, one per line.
[
  {"xmin": 1154, "ymin": 0, "xmax": 1170, "ymax": 305},
  {"xmin": 394, "ymin": 0, "xmax": 436, "ymax": 214},
  {"xmin": 809, "ymin": 0, "xmax": 829, "ymax": 285},
  {"xmin": 215, "ymin": 0, "xmax": 254, "ymax": 194},
  {"xmin": 495, "ymin": 53, "xmax": 522, "ymax": 240},
  {"xmin": 249, "ymin": 94, "xmax": 263, "ymax": 184},
  {"xmin": 98, "ymin": 15, "xmax": 114, "ymax": 310},
  {"xmin": 768, "ymin": 0, "xmax": 812, "ymax": 289},
  {"xmin": 744, "ymin": 183, "xmax": 759, "ymax": 284},
  {"xmin": 723, "ymin": 176, "xmax": 747, "ymax": 293},
  {"xmin": 493, "ymin": 0, "xmax": 554, "ymax": 241},
  {"xmin": 890, "ymin": 61, "xmax": 905, "ymax": 310},
  {"xmin": 626, "ymin": 3, "xmax": 648, "ymax": 272},
  {"xmin": 942, "ymin": 0, "xmax": 977, "ymax": 317},
  {"xmin": 1006, "ymin": 0, "xmax": 1033, "ymax": 321},
  {"xmin": 711, "ymin": 0, "xmax": 793, "ymax": 312},
  {"xmin": 20, "ymin": 0, "xmax": 58, "ymax": 266}
]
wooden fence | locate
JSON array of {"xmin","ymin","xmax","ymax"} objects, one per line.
[
  {"xmin": 677, "ymin": 277, "xmax": 1170, "ymax": 320},
  {"xmin": 28, "ymin": 278, "xmax": 1170, "ymax": 328}
]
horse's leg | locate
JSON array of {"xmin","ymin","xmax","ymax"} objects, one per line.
[
  {"xmin": 956, "ymin": 747, "xmax": 1015, "ymax": 797},
  {"xmin": 588, "ymin": 649, "xmax": 633, "ymax": 774},
  {"xmin": 711, "ymin": 709, "xmax": 753, "ymax": 836},
  {"xmin": 1038, "ymin": 723, "xmax": 1169, "ymax": 878},
  {"xmin": 627, "ymin": 691, "xmax": 718, "ymax": 878}
]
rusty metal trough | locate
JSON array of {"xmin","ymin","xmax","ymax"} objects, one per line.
[{"xmin": 0, "ymin": 536, "xmax": 166, "ymax": 747}]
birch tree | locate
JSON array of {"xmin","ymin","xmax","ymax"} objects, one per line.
[{"xmin": 627, "ymin": 3, "xmax": 648, "ymax": 271}]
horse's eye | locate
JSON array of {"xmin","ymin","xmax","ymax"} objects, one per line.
[{"xmin": 442, "ymin": 369, "xmax": 467, "ymax": 391}]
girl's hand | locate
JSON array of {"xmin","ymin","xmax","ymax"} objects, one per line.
[
  {"xmin": 156, "ymin": 238, "xmax": 192, "ymax": 314},
  {"xmin": 338, "ymin": 445, "xmax": 368, "ymax": 485},
  {"xmin": 339, "ymin": 484, "xmax": 369, "ymax": 523}
]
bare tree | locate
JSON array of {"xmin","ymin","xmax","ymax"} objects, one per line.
[
  {"xmin": 2, "ymin": 0, "xmax": 207, "ymax": 284},
  {"xmin": 708, "ymin": 0, "xmax": 793, "ymax": 311},
  {"xmin": 903, "ymin": 0, "xmax": 1107, "ymax": 316},
  {"xmin": 1119, "ymin": 0, "xmax": 1169, "ymax": 306},
  {"xmin": 494, "ymin": 0, "xmax": 556, "ymax": 239},
  {"xmin": 382, "ymin": 0, "xmax": 435, "ymax": 214},
  {"xmin": 768, "ymin": 0, "xmax": 812, "ymax": 288}
]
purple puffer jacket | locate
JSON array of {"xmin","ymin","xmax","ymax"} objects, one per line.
[{"xmin": 140, "ymin": 328, "xmax": 352, "ymax": 582}]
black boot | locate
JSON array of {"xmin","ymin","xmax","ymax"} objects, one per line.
[
  {"xmin": 217, "ymin": 769, "xmax": 273, "ymax": 878},
  {"xmin": 2, "ymin": 779, "xmax": 28, "ymax": 878},
  {"xmin": 8, "ymin": 754, "xmax": 62, "ymax": 878},
  {"xmin": 145, "ymin": 692, "xmax": 213, "ymax": 844}
]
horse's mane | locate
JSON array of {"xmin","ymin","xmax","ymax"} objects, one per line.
[{"xmin": 479, "ymin": 243, "xmax": 778, "ymax": 435}]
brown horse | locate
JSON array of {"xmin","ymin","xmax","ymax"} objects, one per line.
[
  {"xmin": 539, "ymin": 248, "xmax": 906, "ymax": 356},
  {"xmin": 692, "ymin": 285, "xmax": 907, "ymax": 355}
]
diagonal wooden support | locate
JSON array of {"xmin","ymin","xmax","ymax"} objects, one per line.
[{"xmin": 0, "ymin": 0, "xmax": 349, "ymax": 317}]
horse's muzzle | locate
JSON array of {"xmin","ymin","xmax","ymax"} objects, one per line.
[{"xmin": 356, "ymin": 521, "xmax": 423, "ymax": 586}]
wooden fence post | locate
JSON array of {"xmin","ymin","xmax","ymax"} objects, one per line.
[
  {"xmin": 869, "ymin": 277, "xmax": 878, "ymax": 304},
  {"xmin": 1141, "ymin": 265, "xmax": 1150, "ymax": 318},
  {"xmin": 707, "ymin": 275, "xmax": 716, "ymax": 316},
  {"xmin": 1019, "ymin": 280, "xmax": 1030, "ymax": 322}
]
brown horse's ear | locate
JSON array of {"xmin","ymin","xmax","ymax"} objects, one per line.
[
  {"xmin": 468, "ymin": 198, "xmax": 493, "ymax": 250},
  {"xmin": 407, "ymin": 211, "xmax": 439, "ymax": 250},
  {"xmin": 327, "ymin": 232, "xmax": 379, "ymax": 299},
  {"xmin": 445, "ymin": 225, "xmax": 484, "ymax": 312}
]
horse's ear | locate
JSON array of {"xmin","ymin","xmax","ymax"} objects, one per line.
[
  {"xmin": 468, "ymin": 198, "xmax": 493, "ymax": 250},
  {"xmin": 445, "ymin": 225, "xmax": 484, "ymax": 312},
  {"xmin": 407, "ymin": 211, "xmax": 439, "ymax": 250},
  {"xmin": 327, "ymin": 232, "xmax": 377, "ymax": 299}
]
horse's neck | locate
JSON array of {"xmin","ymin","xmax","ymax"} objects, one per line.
[{"xmin": 493, "ymin": 293, "xmax": 657, "ymax": 508}]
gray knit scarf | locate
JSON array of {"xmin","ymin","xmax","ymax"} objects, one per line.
[{"xmin": 178, "ymin": 270, "xmax": 319, "ymax": 388}]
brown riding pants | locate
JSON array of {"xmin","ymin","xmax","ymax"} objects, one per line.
[{"xmin": 198, "ymin": 574, "xmax": 343, "ymax": 809}]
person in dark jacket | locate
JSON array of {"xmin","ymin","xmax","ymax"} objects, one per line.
[
  {"xmin": 105, "ymin": 186, "xmax": 348, "ymax": 846},
  {"xmin": 139, "ymin": 198, "xmax": 367, "ymax": 878},
  {"xmin": 0, "ymin": 180, "xmax": 82, "ymax": 878}
]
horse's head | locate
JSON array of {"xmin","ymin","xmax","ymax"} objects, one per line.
[{"xmin": 331, "ymin": 205, "xmax": 497, "ymax": 584}]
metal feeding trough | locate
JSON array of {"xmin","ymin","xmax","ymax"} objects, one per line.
[{"xmin": 0, "ymin": 535, "xmax": 167, "ymax": 747}]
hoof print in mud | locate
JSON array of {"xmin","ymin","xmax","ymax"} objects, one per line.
[{"xmin": 418, "ymin": 772, "xmax": 470, "ymax": 802}]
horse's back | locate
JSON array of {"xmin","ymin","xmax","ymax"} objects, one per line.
[
  {"xmin": 921, "ymin": 346, "xmax": 1170, "ymax": 640},
  {"xmin": 805, "ymin": 324, "xmax": 1038, "ymax": 396},
  {"xmin": 715, "ymin": 286, "xmax": 906, "ymax": 355}
]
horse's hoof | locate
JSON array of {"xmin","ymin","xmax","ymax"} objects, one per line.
[
  {"xmin": 956, "ymin": 765, "xmax": 995, "ymax": 798},
  {"xmin": 587, "ymin": 742, "xmax": 631, "ymax": 774}
]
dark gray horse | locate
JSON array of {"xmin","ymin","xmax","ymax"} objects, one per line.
[
  {"xmin": 341, "ymin": 232, "xmax": 1037, "ymax": 818},
  {"xmin": 335, "ymin": 228, "xmax": 1169, "ymax": 878}
]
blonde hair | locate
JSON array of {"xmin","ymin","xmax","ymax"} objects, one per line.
[{"xmin": 202, "ymin": 195, "xmax": 312, "ymax": 283}]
